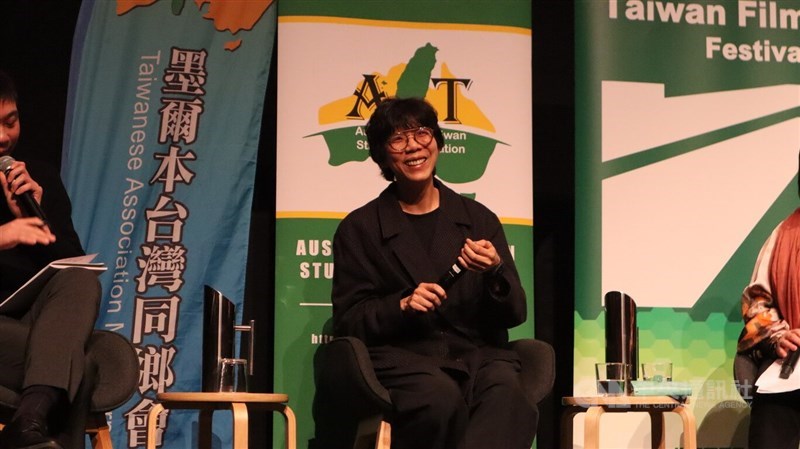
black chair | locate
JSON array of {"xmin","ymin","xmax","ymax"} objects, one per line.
[
  {"xmin": 311, "ymin": 336, "xmax": 556, "ymax": 449},
  {"xmin": 0, "ymin": 330, "xmax": 139, "ymax": 449}
]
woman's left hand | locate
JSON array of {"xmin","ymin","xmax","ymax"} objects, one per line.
[{"xmin": 459, "ymin": 238, "xmax": 502, "ymax": 273}]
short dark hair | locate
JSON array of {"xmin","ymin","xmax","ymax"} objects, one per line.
[
  {"xmin": 0, "ymin": 71, "xmax": 18, "ymax": 104},
  {"xmin": 365, "ymin": 97, "xmax": 444, "ymax": 181}
]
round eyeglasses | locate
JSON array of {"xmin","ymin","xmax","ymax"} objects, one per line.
[{"xmin": 386, "ymin": 127, "xmax": 434, "ymax": 153}]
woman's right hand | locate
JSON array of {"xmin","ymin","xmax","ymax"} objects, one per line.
[
  {"xmin": 400, "ymin": 283, "xmax": 446, "ymax": 314},
  {"xmin": 776, "ymin": 329, "xmax": 800, "ymax": 358},
  {"xmin": 0, "ymin": 217, "xmax": 55, "ymax": 250}
]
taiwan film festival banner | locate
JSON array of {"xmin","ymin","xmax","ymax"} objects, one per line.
[
  {"xmin": 575, "ymin": 1, "xmax": 800, "ymax": 447},
  {"xmin": 275, "ymin": 1, "xmax": 533, "ymax": 447},
  {"xmin": 62, "ymin": 1, "xmax": 275, "ymax": 448}
]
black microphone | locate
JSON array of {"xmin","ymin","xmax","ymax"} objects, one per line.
[
  {"xmin": 437, "ymin": 260, "xmax": 466, "ymax": 290},
  {"xmin": 780, "ymin": 350, "xmax": 800, "ymax": 379},
  {"xmin": 0, "ymin": 156, "xmax": 48, "ymax": 224}
]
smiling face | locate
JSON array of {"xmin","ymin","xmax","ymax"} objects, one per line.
[
  {"xmin": 383, "ymin": 125, "xmax": 439, "ymax": 186},
  {"xmin": 366, "ymin": 98, "xmax": 445, "ymax": 182},
  {"xmin": 0, "ymin": 100, "xmax": 20, "ymax": 157}
]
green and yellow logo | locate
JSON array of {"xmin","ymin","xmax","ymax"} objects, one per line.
[{"xmin": 310, "ymin": 42, "xmax": 507, "ymax": 184}]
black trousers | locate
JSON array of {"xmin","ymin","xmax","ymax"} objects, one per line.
[
  {"xmin": 749, "ymin": 389, "xmax": 800, "ymax": 449},
  {"xmin": 374, "ymin": 349, "xmax": 538, "ymax": 449},
  {"xmin": 0, "ymin": 268, "xmax": 101, "ymax": 402}
]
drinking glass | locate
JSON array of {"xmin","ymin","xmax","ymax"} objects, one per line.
[
  {"xmin": 595, "ymin": 362, "xmax": 629, "ymax": 396},
  {"xmin": 218, "ymin": 357, "xmax": 249, "ymax": 392},
  {"xmin": 641, "ymin": 362, "xmax": 672, "ymax": 382}
]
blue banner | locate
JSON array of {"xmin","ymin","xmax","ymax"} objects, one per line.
[{"xmin": 62, "ymin": 0, "xmax": 275, "ymax": 447}]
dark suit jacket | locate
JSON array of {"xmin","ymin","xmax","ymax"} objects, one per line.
[
  {"xmin": 0, "ymin": 158, "xmax": 84, "ymax": 304},
  {"xmin": 332, "ymin": 179, "xmax": 527, "ymax": 371},
  {"xmin": 0, "ymin": 158, "xmax": 94, "ymax": 404}
]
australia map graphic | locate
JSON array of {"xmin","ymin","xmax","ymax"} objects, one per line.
[{"xmin": 313, "ymin": 43, "xmax": 507, "ymax": 184}]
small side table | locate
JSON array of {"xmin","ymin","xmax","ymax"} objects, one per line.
[
  {"xmin": 146, "ymin": 392, "xmax": 297, "ymax": 449},
  {"xmin": 561, "ymin": 395, "xmax": 696, "ymax": 449}
]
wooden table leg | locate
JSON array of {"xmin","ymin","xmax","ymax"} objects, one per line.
[
  {"xmin": 198, "ymin": 409, "xmax": 213, "ymax": 449},
  {"xmin": 90, "ymin": 426, "xmax": 114, "ymax": 449},
  {"xmin": 146, "ymin": 396, "xmax": 297, "ymax": 449},
  {"xmin": 259, "ymin": 403, "xmax": 297, "ymax": 449},
  {"xmin": 231, "ymin": 402, "xmax": 249, "ymax": 449},
  {"xmin": 282, "ymin": 404, "xmax": 297, "ymax": 449},
  {"xmin": 146, "ymin": 404, "xmax": 165, "ymax": 449},
  {"xmin": 648, "ymin": 411, "xmax": 665, "ymax": 449},
  {"xmin": 560, "ymin": 407, "xmax": 580, "ymax": 449},
  {"xmin": 583, "ymin": 406, "xmax": 605, "ymax": 449},
  {"xmin": 674, "ymin": 405, "xmax": 697, "ymax": 449}
]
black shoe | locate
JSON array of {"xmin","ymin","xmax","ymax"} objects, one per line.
[{"xmin": 0, "ymin": 415, "xmax": 62, "ymax": 449}]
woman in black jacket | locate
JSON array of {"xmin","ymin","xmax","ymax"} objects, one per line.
[{"xmin": 332, "ymin": 97, "xmax": 536, "ymax": 449}]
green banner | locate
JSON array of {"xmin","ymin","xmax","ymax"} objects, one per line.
[{"xmin": 576, "ymin": 1, "xmax": 800, "ymax": 446}]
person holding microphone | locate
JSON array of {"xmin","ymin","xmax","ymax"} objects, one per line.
[
  {"xmin": 331, "ymin": 97, "xmax": 536, "ymax": 449},
  {"xmin": 0, "ymin": 70, "xmax": 100, "ymax": 449}
]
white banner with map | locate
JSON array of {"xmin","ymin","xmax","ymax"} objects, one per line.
[{"xmin": 275, "ymin": 2, "xmax": 533, "ymax": 447}]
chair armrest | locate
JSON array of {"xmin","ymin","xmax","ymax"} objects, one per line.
[
  {"xmin": 87, "ymin": 330, "xmax": 139, "ymax": 412},
  {"xmin": 508, "ymin": 338, "xmax": 556, "ymax": 406},
  {"xmin": 312, "ymin": 337, "xmax": 391, "ymax": 449},
  {"xmin": 314, "ymin": 336, "xmax": 392, "ymax": 417}
]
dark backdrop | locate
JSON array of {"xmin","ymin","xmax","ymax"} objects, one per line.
[{"xmin": 1, "ymin": 1, "xmax": 574, "ymax": 447}]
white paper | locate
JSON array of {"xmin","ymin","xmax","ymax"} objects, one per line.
[
  {"xmin": 0, "ymin": 253, "xmax": 106, "ymax": 314},
  {"xmin": 755, "ymin": 358, "xmax": 800, "ymax": 393}
]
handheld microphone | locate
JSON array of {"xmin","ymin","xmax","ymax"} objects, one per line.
[
  {"xmin": 0, "ymin": 156, "xmax": 48, "ymax": 224},
  {"xmin": 780, "ymin": 350, "xmax": 800, "ymax": 379},
  {"xmin": 437, "ymin": 261, "xmax": 466, "ymax": 290}
]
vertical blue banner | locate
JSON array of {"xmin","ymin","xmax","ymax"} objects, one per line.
[{"xmin": 62, "ymin": 0, "xmax": 275, "ymax": 448}]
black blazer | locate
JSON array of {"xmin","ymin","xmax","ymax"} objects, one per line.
[
  {"xmin": 0, "ymin": 159, "xmax": 84, "ymax": 303},
  {"xmin": 332, "ymin": 179, "xmax": 527, "ymax": 369}
]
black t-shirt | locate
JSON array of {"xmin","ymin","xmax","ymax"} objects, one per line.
[{"xmin": 404, "ymin": 208, "xmax": 440, "ymax": 253}]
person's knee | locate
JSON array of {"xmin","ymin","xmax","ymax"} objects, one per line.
[
  {"xmin": 396, "ymin": 374, "xmax": 465, "ymax": 427},
  {"xmin": 464, "ymin": 382, "xmax": 538, "ymax": 448},
  {"xmin": 424, "ymin": 378, "xmax": 465, "ymax": 422},
  {"xmin": 478, "ymin": 378, "xmax": 538, "ymax": 424},
  {"xmin": 51, "ymin": 268, "xmax": 101, "ymax": 311},
  {"xmin": 409, "ymin": 377, "xmax": 467, "ymax": 447}
]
